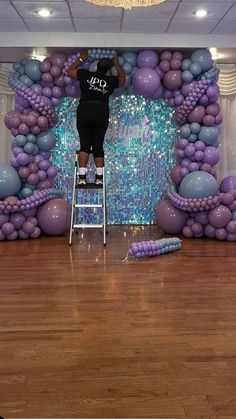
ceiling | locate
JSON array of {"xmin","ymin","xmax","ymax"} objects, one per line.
[{"xmin": 0, "ymin": 0, "xmax": 236, "ymax": 62}]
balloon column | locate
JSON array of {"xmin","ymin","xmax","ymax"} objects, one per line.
[{"xmin": 1, "ymin": 47, "xmax": 233, "ymax": 241}]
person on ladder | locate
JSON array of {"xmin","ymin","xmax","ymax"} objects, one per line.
[{"xmin": 68, "ymin": 51, "xmax": 126, "ymax": 186}]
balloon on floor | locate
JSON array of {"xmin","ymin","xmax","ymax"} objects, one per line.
[{"xmin": 1, "ymin": 46, "xmax": 233, "ymax": 241}]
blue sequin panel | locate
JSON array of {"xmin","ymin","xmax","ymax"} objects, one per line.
[{"xmin": 52, "ymin": 96, "xmax": 177, "ymax": 224}]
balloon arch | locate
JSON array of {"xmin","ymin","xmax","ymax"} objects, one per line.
[{"xmin": 1, "ymin": 47, "xmax": 236, "ymax": 241}]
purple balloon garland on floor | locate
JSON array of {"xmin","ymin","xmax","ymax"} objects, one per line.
[{"xmin": 1, "ymin": 47, "xmax": 235, "ymax": 241}]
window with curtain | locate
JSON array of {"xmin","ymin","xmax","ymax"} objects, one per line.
[{"xmin": 0, "ymin": 63, "xmax": 14, "ymax": 163}]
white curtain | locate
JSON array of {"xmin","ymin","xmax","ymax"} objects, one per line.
[
  {"xmin": 218, "ymin": 64, "xmax": 236, "ymax": 181},
  {"xmin": 0, "ymin": 63, "xmax": 14, "ymax": 164}
]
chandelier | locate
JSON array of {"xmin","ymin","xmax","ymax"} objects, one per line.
[{"xmin": 86, "ymin": 0, "xmax": 166, "ymax": 9}]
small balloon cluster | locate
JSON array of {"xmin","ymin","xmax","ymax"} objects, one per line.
[
  {"xmin": 0, "ymin": 209, "xmax": 41, "ymax": 241},
  {"xmin": 182, "ymin": 187, "xmax": 236, "ymax": 241},
  {"xmin": 175, "ymin": 139, "xmax": 218, "ymax": 180},
  {"xmin": 126, "ymin": 237, "xmax": 182, "ymax": 259},
  {"xmin": 0, "ymin": 188, "xmax": 63, "ymax": 214},
  {"xmin": 11, "ymin": 145, "xmax": 57, "ymax": 198},
  {"xmin": 88, "ymin": 48, "xmax": 117, "ymax": 61},
  {"xmin": 167, "ymin": 190, "xmax": 220, "ymax": 212}
]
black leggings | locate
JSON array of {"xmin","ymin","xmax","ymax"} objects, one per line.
[{"xmin": 76, "ymin": 101, "xmax": 109, "ymax": 158}]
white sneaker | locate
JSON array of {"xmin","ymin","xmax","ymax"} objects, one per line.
[{"xmin": 95, "ymin": 175, "xmax": 103, "ymax": 186}]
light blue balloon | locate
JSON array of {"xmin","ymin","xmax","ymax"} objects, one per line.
[
  {"xmin": 198, "ymin": 126, "xmax": 219, "ymax": 146},
  {"xmin": 131, "ymin": 66, "xmax": 138, "ymax": 77},
  {"xmin": 232, "ymin": 210, "xmax": 236, "ymax": 221},
  {"xmin": 122, "ymin": 62, "xmax": 133, "ymax": 74},
  {"xmin": 180, "ymin": 124, "xmax": 191, "ymax": 138},
  {"xmin": 122, "ymin": 51, "xmax": 137, "ymax": 66},
  {"xmin": 190, "ymin": 62, "xmax": 202, "ymax": 76},
  {"xmin": 118, "ymin": 56, "xmax": 125, "ymax": 66},
  {"xmin": 89, "ymin": 60, "xmax": 98, "ymax": 72},
  {"xmin": 24, "ymin": 59, "xmax": 41, "ymax": 82},
  {"xmin": 18, "ymin": 65, "xmax": 25, "ymax": 75},
  {"xmin": 191, "ymin": 49, "xmax": 213, "ymax": 72},
  {"xmin": 33, "ymin": 145, "xmax": 39, "ymax": 155},
  {"xmin": 19, "ymin": 74, "xmax": 33, "ymax": 87},
  {"xmin": 188, "ymin": 133, "xmax": 198, "ymax": 143},
  {"xmin": 182, "ymin": 70, "xmax": 193, "ymax": 83},
  {"xmin": 36, "ymin": 131, "xmax": 56, "ymax": 151},
  {"xmin": 15, "ymin": 135, "xmax": 27, "ymax": 147},
  {"xmin": 111, "ymin": 66, "xmax": 118, "ymax": 76},
  {"xmin": 190, "ymin": 122, "xmax": 201, "ymax": 134},
  {"xmin": 179, "ymin": 171, "xmax": 218, "ymax": 198},
  {"xmin": 0, "ymin": 163, "xmax": 22, "ymax": 199},
  {"xmin": 13, "ymin": 62, "xmax": 21, "ymax": 72},
  {"xmin": 21, "ymin": 187, "xmax": 33, "ymax": 198},
  {"xmin": 24, "ymin": 142, "xmax": 35, "ymax": 154},
  {"xmin": 182, "ymin": 59, "xmax": 191, "ymax": 71},
  {"xmin": 26, "ymin": 133, "xmax": 36, "ymax": 143}
]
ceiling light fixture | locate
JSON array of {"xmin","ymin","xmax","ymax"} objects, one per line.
[
  {"xmin": 194, "ymin": 9, "xmax": 208, "ymax": 18},
  {"xmin": 86, "ymin": 0, "xmax": 166, "ymax": 9},
  {"xmin": 35, "ymin": 8, "xmax": 53, "ymax": 17}
]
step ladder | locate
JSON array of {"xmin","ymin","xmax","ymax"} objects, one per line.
[{"xmin": 69, "ymin": 152, "xmax": 106, "ymax": 246}]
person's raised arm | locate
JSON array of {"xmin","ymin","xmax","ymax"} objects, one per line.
[
  {"xmin": 68, "ymin": 51, "xmax": 88, "ymax": 80},
  {"xmin": 112, "ymin": 56, "xmax": 126, "ymax": 87}
]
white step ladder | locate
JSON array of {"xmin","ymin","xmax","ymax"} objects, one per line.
[{"xmin": 69, "ymin": 152, "xmax": 106, "ymax": 246}]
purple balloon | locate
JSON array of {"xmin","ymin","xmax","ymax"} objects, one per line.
[
  {"xmin": 159, "ymin": 60, "xmax": 170, "ymax": 73},
  {"xmin": 203, "ymin": 146, "xmax": 220, "ymax": 166},
  {"xmin": 40, "ymin": 60, "xmax": 51, "ymax": 73},
  {"xmin": 23, "ymin": 221, "xmax": 35, "ymax": 234},
  {"xmin": 0, "ymin": 214, "xmax": 9, "ymax": 227},
  {"xmin": 188, "ymin": 105, "xmax": 206, "ymax": 124},
  {"xmin": 156, "ymin": 199, "xmax": 189, "ymax": 234},
  {"xmin": 133, "ymin": 68, "xmax": 160, "ymax": 96},
  {"xmin": 137, "ymin": 50, "xmax": 158, "ymax": 69},
  {"xmin": 208, "ymin": 205, "xmax": 232, "ymax": 228},
  {"xmin": 1, "ymin": 222, "xmax": 15, "ymax": 236},
  {"xmin": 220, "ymin": 176, "xmax": 236, "ymax": 193},
  {"xmin": 163, "ymin": 71, "xmax": 182, "ymax": 92},
  {"xmin": 170, "ymin": 165, "xmax": 182, "ymax": 185},
  {"xmin": 50, "ymin": 65, "xmax": 61, "ymax": 77},
  {"xmin": 37, "ymin": 198, "xmax": 71, "ymax": 235},
  {"xmin": 10, "ymin": 213, "xmax": 26, "ymax": 229},
  {"xmin": 204, "ymin": 224, "xmax": 216, "ymax": 238},
  {"xmin": 206, "ymin": 103, "xmax": 220, "ymax": 116},
  {"xmin": 17, "ymin": 152, "xmax": 31, "ymax": 166}
]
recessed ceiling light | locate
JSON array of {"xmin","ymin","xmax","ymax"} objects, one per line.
[
  {"xmin": 35, "ymin": 8, "xmax": 53, "ymax": 18},
  {"xmin": 194, "ymin": 9, "xmax": 208, "ymax": 18}
]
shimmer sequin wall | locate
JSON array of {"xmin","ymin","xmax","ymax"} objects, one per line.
[{"xmin": 52, "ymin": 96, "xmax": 177, "ymax": 224}]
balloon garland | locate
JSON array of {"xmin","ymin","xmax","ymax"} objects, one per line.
[
  {"xmin": 0, "ymin": 47, "xmax": 234, "ymax": 243},
  {"xmin": 123, "ymin": 237, "xmax": 182, "ymax": 260}
]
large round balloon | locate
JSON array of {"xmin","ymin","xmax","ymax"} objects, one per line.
[
  {"xmin": 163, "ymin": 70, "xmax": 182, "ymax": 90},
  {"xmin": 0, "ymin": 163, "xmax": 22, "ymax": 199},
  {"xmin": 198, "ymin": 126, "xmax": 219, "ymax": 146},
  {"xmin": 132, "ymin": 68, "xmax": 160, "ymax": 96},
  {"xmin": 37, "ymin": 198, "xmax": 71, "ymax": 235},
  {"xmin": 137, "ymin": 50, "xmax": 158, "ymax": 69},
  {"xmin": 208, "ymin": 205, "xmax": 232, "ymax": 228},
  {"xmin": 191, "ymin": 49, "xmax": 213, "ymax": 72},
  {"xmin": 155, "ymin": 199, "xmax": 189, "ymax": 234},
  {"xmin": 24, "ymin": 60, "xmax": 42, "ymax": 82},
  {"xmin": 36, "ymin": 131, "xmax": 57, "ymax": 151},
  {"xmin": 179, "ymin": 171, "xmax": 218, "ymax": 199}
]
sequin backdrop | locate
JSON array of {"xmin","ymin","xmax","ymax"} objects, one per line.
[{"xmin": 52, "ymin": 96, "xmax": 177, "ymax": 224}]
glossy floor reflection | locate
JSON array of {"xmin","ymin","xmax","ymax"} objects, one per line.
[{"xmin": 0, "ymin": 226, "xmax": 236, "ymax": 418}]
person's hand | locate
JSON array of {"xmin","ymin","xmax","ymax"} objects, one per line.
[{"xmin": 80, "ymin": 51, "xmax": 88, "ymax": 61}]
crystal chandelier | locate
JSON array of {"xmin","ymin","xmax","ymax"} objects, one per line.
[{"xmin": 86, "ymin": 0, "xmax": 166, "ymax": 9}]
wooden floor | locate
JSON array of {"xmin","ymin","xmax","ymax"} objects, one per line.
[{"xmin": 0, "ymin": 226, "xmax": 236, "ymax": 419}]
